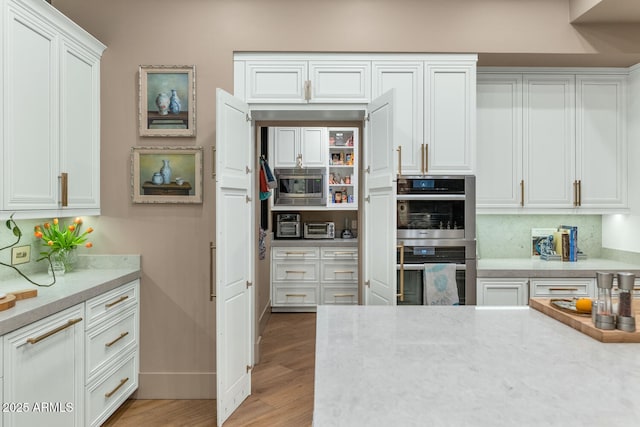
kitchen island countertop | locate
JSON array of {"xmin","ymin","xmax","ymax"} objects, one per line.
[
  {"xmin": 314, "ymin": 305, "xmax": 640, "ymax": 427},
  {"xmin": 478, "ymin": 257, "xmax": 640, "ymax": 278},
  {"xmin": 0, "ymin": 255, "xmax": 140, "ymax": 335}
]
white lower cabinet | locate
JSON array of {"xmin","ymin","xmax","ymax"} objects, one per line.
[
  {"xmin": 84, "ymin": 280, "xmax": 139, "ymax": 427},
  {"xmin": 477, "ymin": 278, "xmax": 529, "ymax": 306},
  {"xmin": 272, "ymin": 246, "xmax": 358, "ymax": 311},
  {"xmin": 1, "ymin": 279, "xmax": 139, "ymax": 427},
  {"xmin": 530, "ymin": 278, "xmax": 594, "ymax": 299},
  {"xmin": 3, "ymin": 304, "xmax": 85, "ymax": 427}
]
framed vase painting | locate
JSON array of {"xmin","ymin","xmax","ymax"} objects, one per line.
[
  {"xmin": 139, "ymin": 65, "xmax": 196, "ymax": 137},
  {"xmin": 131, "ymin": 146, "xmax": 203, "ymax": 204}
]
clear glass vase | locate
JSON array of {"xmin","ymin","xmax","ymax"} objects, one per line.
[{"xmin": 48, "ymin": 249, "xmax": 77, "ymax": 276}]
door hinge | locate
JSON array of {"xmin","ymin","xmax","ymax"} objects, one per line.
[
  {"xmin": 364, "ymin": 113, "xmax": 370, "ymax": 122},
  {"xmin": 246, "ymin": 281, "xmax": 253, "ymax": 288},
  {"xmin": 364, "ymin": 195, "xmax": 370, "ymax": 203},
  {"xmin": 365, "ymin": 166, "xmax": 370, "ymax": 174},
  {"xmin": 246, "ymin": 166, "xmax": 252, "ymax": 174},
  {"xmin": 365, "ymin": 280, "xmax": 370, "ymax": 288},
  {"xmin": 246, "ymin": 365, "xmax": 253, "ymax": 373},
  {"xmin": 246, "ymin": 195, "xmax": 252, "ymax": 203},
  {"xmin": 246, "ymin": 114, "xmax": 252, "ymax": 122}
]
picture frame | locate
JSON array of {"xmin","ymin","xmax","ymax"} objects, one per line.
[
  {"xmin": 138, "ymin": 65, "xmax": 196, "ymax": 137},
  {"xmin": 131, "ymin": 146, "xmax": 203, "ymax": 204}
]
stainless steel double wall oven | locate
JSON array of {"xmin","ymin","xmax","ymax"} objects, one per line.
[{"xmin": 396, "ymin": 175, "xmax": 477, "ymax": 305}]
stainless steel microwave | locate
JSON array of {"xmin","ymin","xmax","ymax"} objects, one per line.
[{"xmin": 274, "ymin": 168, "xmax": 325, "ymax": 206}]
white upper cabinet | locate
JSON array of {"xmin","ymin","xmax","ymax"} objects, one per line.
[
  {"xmin": 425, "ymin": 62, "xmax": 476, "ymax": 175},
  {"xmin": 575, "ymin": 75, "xmax": 627, "ymax": 209},
  {"xmin": 477, "ymin": 69, "xmax": 628, "ymax": 213},
  {"xmin": 476, "ymin": 74, "xmax": 523, "ymax": 208},
  {"xmin": 271, "ymin": 127, "xmax": 326, "ymax": 168},
  {"xmin": 372, "ymin": 61, "xmax": 424, "ymax": 175},
  {"xmin": 1, "ymin": 0, "xmax": 105, "ymax": 219},
  {"xmin": 371, "ymin": 56, "xmax": 477, "ymax": 176},
  {"xmin": 238, "ymin": 55, "xmax": 370, "ymax": 104},
  {"xmin": 523, "ymin": 74, "xmax": 576, "ymax": 208}
]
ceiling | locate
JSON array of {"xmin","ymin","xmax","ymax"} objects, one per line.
[{"xmin": 571, "ymin": 0, "xmax": 640, "ymax": 23}]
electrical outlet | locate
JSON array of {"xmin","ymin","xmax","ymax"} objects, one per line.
[{"xmin": 11, "ymin": 245, "xmax": 31, "ymax": 265}]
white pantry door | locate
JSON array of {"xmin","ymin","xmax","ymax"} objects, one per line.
[
  {"xmin": 363, "ymin": 90, "xmax": 396, "ymax": 305},
  {"xmin": 215, "ymin": 89, "xmax": 254, "ymax": 426}
]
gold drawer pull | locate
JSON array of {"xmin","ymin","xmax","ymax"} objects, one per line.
[
  {"xmin": 334, "ymin": 270, "xmax": 355, "ymax": 274},
  {"xmin": 105, "ymin": 377, "xmax": 129, "ymax": 398},
  {"xmin": 548, "ymin": 287, "xmax": 579, "ymax": 291},
  {"xmin": 26, "ymin": 317, "xmax": 82, "ymax": 345},
  {"xmin": 285, "ymin": 294, "xmax": 306, "ymax": 297},
  {"xmin": 333, "ymin": 251, "xmax": 355, "ymax": 255},
  {"xmin": 333, "ymin": 294, "xmax": 355, "ymax": 298},
  {"xmin": 285, "ymin": 251, "xmax": 309, "ymax": 255},
  {"xmin": 285, "ymin": 270, "xmax": 306, "ymax": 274},
  {"xmin": 105, "ymin": 331, "xmax": 129, "ymax": 348},
  {"xmin": 105, "ymin": 295, "xmax": 129, "ymax": 308}
]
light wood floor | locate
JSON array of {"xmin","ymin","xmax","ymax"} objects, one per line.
[{"xmin": 103, "ymin": 313, "xmax": 316, "ymax": 427}]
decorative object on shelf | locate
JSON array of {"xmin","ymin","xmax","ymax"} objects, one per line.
[
  {"xmin": 33, "ymin": 217, "xmax": 94, "ymax": 274},
  {"xmin": 169, "ymin": 89, "xmax": 181, "ymax": 114},
  {"xmin": 152, "ymin": 172, "xmax": 163, "ymax": 185},
  {"xmin": 155, "ymin": 92, "xmax": 170, "ymax": 115},
  {"xmin": 139, "ymin": 65, "xmax": 196, "ymax": 137},
  {"xmin": 160, "ymin": 159, "xmax": 172, "ymax": 184},
  {"xmin": 0, "ymin": 214, "xmax": 55, "ymax": 287},
  {"xmin": 131, "ymin": 146, "xmax": 203, "ymax": 204}
]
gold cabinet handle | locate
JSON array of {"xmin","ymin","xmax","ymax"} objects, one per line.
[
  {"xmin": 285, "ymin": 293, "xmax": 307, "ymax": 299},
  {"xmin": 212, "ymin": 147, "xmax": 217, "ymax": 179},
  {"xmin": 60, "ymin": 172, "xmax": 68, "ymax": 207},
  {"xmin": 573, "ymin": 180, "xmax": 578, "ymax": 207},
  {"xmin": 520, "ymin": 180, "xmax": 524, "ymax": 207},
  {"xmin": 333, "ymin": 251, "xmax": 355, "ymax": 256},
  {"xmin": 105, "ymin": 377, "xmax": 129, "ymax": 398},
  {"xmin": 548, "ymin": 287, "xmax": 579, "ymax": 291},
  {"xmin": 397, "ymin": 145, "xmax": 402, "ymax": 176},
  {"xmin": 285, "ymin": 270, "xmax": 306, "ymax": 274},
  {"xmin": 26, "ymin": 318, "xmax": 82, "ymax": 345},
  {"xmin": 210, "ymin": 242, "xmax": 216, "ymax": 301},
  {"xmin": 105, "ymin": 295, "xmax": 129, "ymax": 308},
  {"xmin": 421, "ymin": 144, "xmax": 425, "ymax": 174},
  {"xmin": 397, "ymin": 243, "xmax": 405, "ymax": 302},
  {"xmin": 577, "ymin": 180, "xmax": 582, "ymax": 206},
  {"xmin": 424, "ymin": 144, "xmax": 429, "ymax": 174},
  {"xmin": 333, "ymin": 270, "xmax": 355, "ymax": 274},
  {"xmin": 285, "ymin": 251, "xmax": 310, "ymax": 256},
  {"xmin": 304, "ymin": 80, "xmax": 311, "ymax": 101},
  {"xmin": 105, "ymin": 331, "xmax": 129, "ymax": 348}
]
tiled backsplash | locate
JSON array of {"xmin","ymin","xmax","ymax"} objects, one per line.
[{"xmin": 476, "ymin": 215, "xmax": 602, "ymax": 259}]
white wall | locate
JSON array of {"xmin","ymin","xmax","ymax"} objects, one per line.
[{"xmin": 602, "ymin": 64, "xmax": 640, "ymax": 253}]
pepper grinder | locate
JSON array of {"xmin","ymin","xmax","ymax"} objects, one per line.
[
  {"xmin": 616, "ymin": 272, "xmax": 636, "ymax": 332},
  {"xmin": 595, "ymin": 272, "xmax": 615, "ymax": 330}
]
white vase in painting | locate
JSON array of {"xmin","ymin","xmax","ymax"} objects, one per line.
[
  {"xmin": 169, "ymin": 89, "xmax": 181, "ymax": 114},
  {"xmin": 156, "ymin": 92, "xmax": 170, "ymax": 115},
  {"xmin": 160, "ymin": 160, "xmax": 172, "ymax": 184}
]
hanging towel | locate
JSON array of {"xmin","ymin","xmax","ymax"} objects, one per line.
[
  {"xmin": 259, "ymin": 162, "xmax": 271, "ymax": 201},
  {"xmin": 424, "ymin": 263, "xmax": 459, "ymax": 305},
  {"xmin": 261, "ymin": 158, "xmax": 277, "ymax": 189}
]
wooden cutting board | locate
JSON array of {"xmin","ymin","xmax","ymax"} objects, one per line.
[
  {"xmin": 0, "ymin": 289, "xmax": 38, "ymax": 312},
  {"xmin": 530, "ymin": 298, "xmax": 640, "ymax": 343}
]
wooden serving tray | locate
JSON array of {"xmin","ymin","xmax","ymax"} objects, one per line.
[{"xmin": 530, "ymin": 298, "xmax": 640, "ymax": 343}]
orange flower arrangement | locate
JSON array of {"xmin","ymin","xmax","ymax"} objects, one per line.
[{"xmin": 34, "ymin": 217, "xmax": 94, "ymax": 258}]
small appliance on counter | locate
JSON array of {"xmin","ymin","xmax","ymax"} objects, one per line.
[
  {"xmin": 275, "ymin": 213, "xmax": 301, "ymax": 239},
  {"xmin": 304, "ymin": 222, "xmax": 335, "ymax": 239}
]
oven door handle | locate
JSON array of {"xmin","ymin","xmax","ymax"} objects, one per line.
[
  {"xmin": 396, "ymin": 194, "xmax": 466, "ymax": 201},
  {"xmin": 397, "ymin": 263, "xmax": 466, "ymax": 271},
  {"xmin": 396, "ymin": 243, "xmax": 405, "ymax": 302}
]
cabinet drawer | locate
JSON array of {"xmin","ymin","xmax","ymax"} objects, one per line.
[
  {"xmin": 86, "ymin": 350, "xmax": 138, "ymax": 427},
  {"xmin": 273, "ymin": 285, "xmax": 318, "ymax": 306},
  {"xmin": 321, "ymin": 247, "xmax": 358, "ymax": 260},
  {"xmin": 530, "ymin": 279, "xmax": 593, "ymax": 298},
  {"xmin": 321, "ymin": 261, "xmax": 358, "ymax": 283},
  {"xmin": 86, "ymin": 308, "xmax": 137, "ymax": 382},
  {"xmin": 272, "ymin": 247, "xmax": 319, "ymax": 259},
  {"xmin": 273, "ymin": 261, "xmax": 318, "ymax": 282},
  {"xmin": 321, "ymin": 286, "xmax": 358, "ymax": 305},
  {"xmin": 86, "ymin": 280, "xmax": 138, "ymax": 328}
]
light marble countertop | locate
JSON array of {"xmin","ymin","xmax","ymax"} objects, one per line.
[
  {"xmin": 0, "ymin": 255, "xmax": 140, "ymax": 335},
  {"xmin": 314, "ymin": 305, "xmax": 640, "ymax": 427},
  {"xmin": 478, "ymin": 257, "xmax": 640, "ymax": 278},
  {"xmin": 271, "ymin": 238, "xmax": 357, "ymax": 247}
]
